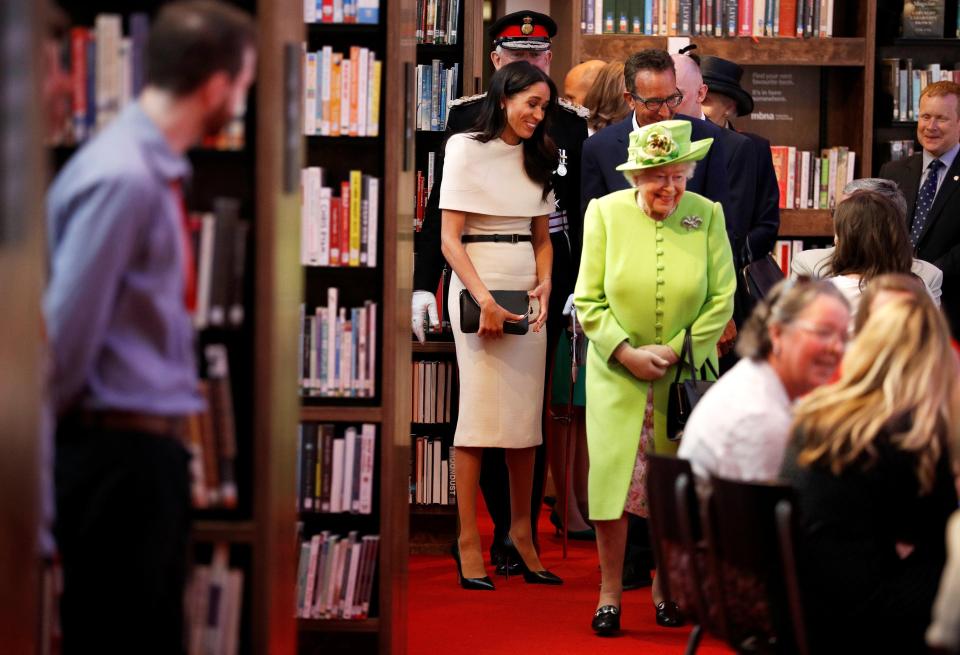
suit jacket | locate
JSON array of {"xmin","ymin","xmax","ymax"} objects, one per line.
[
  {"xmin": 791, "ymin": 246, "xmax": 943, "ymax": 307},
  {"xmin": 580, "ymin": 114, "xmax": 730, "ymax": 241},
  {"xmin": 413, "ymin": 95, "xmax": 588, "ymax": 299},
  {"xmin": 741, "ymin": 131, "xmax": 781, "ymax": 262},
  {"xmin": 880, "ymin": 153, "xmax": 960, "ymax": 334}
]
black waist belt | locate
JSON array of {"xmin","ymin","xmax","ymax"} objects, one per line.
[
  {"xmin": 61, "ymin": 409, "xmax": 189, "ymax": 442},
  {"xmin": 461, "ymin": 234, "xmax": 531, "ymax": 244}
]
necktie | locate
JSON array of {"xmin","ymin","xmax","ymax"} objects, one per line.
[
  {"xmin": 170, "ymin": 179, "xmax": 197, "ymax": 312},
  {"xmin": 910, "ymin": 159, "xmax": 943, "ymax": 247}
]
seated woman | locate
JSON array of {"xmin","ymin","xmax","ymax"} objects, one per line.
[
  {"xmin": 781, "ymin": 293, "xmax": 960, "ymax": 653},
  {"xmin": 575, "ymin": 119, "xmax": 735, "ymax": 635},
  {"xmin": 678, "ymin": 278, "xmax": 850, "ymax": 481}
]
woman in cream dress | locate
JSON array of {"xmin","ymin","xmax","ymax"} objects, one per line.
[{"xmin": 439, "ymin": 61, "xmax": 560, "ymax": 589}]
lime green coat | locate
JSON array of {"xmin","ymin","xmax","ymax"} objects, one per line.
[{"xmin": 574, "ymin": 188, "xmax": 736, "ymax": 520}]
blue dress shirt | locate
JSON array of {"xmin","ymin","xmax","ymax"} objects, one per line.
[{"xmin": 45, "ymin": 103, "xmax": 204, "ymax": 416}]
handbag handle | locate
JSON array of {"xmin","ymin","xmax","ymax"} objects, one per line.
[{"xmin": 673, "ymin": 328, "xmax": 719, "ymax": 384}]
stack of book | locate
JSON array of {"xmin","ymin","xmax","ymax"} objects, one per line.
[
  {"xmin": 54, "ymin": 14, "xmax": 243, "ymax": 148},
  {"xmin": 416, "ymin": 0, "xmax": 462, "ymax": 44},
  {"xmin": 410, "ymin": 437, "xmax": 456, "ymax": 506},
  {"xmin": 411, "ymin": 360, "xmax": 454, "ymax": 424},
  {"xmin": 769, "ymin": 145, "xmax": 856, "ymax": 210},
  {"xmin": 580, "ymin": 0, "xmax": 836, "ymax": 37},
  {"xmin": 879, "ymin": 59, "xmax": 960, "ymax": 123},
  {"xmin": 415, "ymin": 151, "xmax": 439, "ymax": 231},
  {"xmin": 304, "ymin": 0, "xmax": 380, "ymax": 24},
  {"xmin": 298, "ymin": 291, "xmax": 378, "ymax": 398},
  {"xmin": 185, "ymin": 543, "xmax": 244, "ymax": 655},
  {"xmin": 187, "ymin": 345, "xmax": 240, "ymax": 510},
  {"xmin": 189, "ymin": 198, "xmax": 250, "ymax": 330},
  {"xmin": 297, "ymin": 423, "xmax": 377, "ymax": 514},
  {"xmin": 416, "ymin": 61, "xmax": 460, "ymax": 132},
  {"xmin": 302, "ymin": 46, "xmax": 382, "ymax": 137},
  {"xmin": 300, "ymin": 167, "xmax": 379, "ymax": 268},
  {"xmin": 295, "ymin": 531, "xmax": 380, "ymax": 620}
]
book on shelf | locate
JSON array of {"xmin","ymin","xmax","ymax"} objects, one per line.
[
  {"xmin": 186, "ymin": 344, "xmax": 240, "ymax": 510},
  {"xmin": 880, "ymin": 58, "xmax": 960, "ymax": 123},
  {"xmin": 580, "ymin": 0, "xmax": 833, "ymax": 36},
  {"xmin": 302, "ymin": 46, "xmax": 382, "ymax": 137},
  {"xmin": 415, "ymin": 61, "xmax": 460, "ymax": 132},
  {"xmin": 190, "ymin": 198, "xmax": 250, "ymax": 330},
  {"xmin": 771, "ymin": 239, "xmax": 807, "ymax": 276},
  {"xmin": 884, "ymin": 139, "xmax": 918, "ymax": 163},
  {"xmin": 297, "ymin": 423, "xmax": 376, "ymax": 514},
  {"xmin": 295, "ymin": 531, "xmax": 380, "ymax": 620},
  {"xmin": 409, "ymin": 436, "xmax": 456, "ymax": 505},
  {"xmin": 411, "ymin": 360, "xmax": 453, "ymax": 424},
  {"xmin": 300, "ymin": 167, "xmax": 379, "ymax": 268},
  {"xmin": 304, "ymin": 0, "xmax": 380, "ymax": 24},
  {"xmin": 56, "ymin": 13, "xmax": 243, "ymax": 148},
  {"xmin": 185, "ymin": 543, "xmax": 244, "ymax": 655},
  {"xmin": 769, "ymin": 145, "xmax": 854, "ymax": 210},
  {"xmin": 414, "ymin": 151, "xmax": 439, "ymax": 231},
  {"xmin": 416, "ymin": 0, "xmax": 461, "ymax": 44},
  {"xmin": 298, "ymin": 291, "xmax": 377, "ymax": 398}
]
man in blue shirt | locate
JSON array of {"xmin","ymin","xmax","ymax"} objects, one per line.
[{"xmin": 45, "ymin": 2, "xmax": 255, "ymax": 651}]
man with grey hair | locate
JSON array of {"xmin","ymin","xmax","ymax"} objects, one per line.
[{"xmin": 790, "ymin": 177, "xmax": 943, "ymax": 305}]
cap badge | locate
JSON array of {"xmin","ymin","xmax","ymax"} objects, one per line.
[{"xmin": 521, "ymin": 17, "xmax": 534, "ymax": 35}]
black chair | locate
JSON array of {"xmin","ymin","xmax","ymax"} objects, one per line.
[
  {"xmin": 646, "ymin": 455, "xmax": 725, "ymax": 655},
  {"xmin": 703, "ymin": 475, "xmax": 809, "ymax": 655}
]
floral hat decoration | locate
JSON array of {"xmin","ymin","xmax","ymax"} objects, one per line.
[{"xmin": 615, "ymin": 119, "xmax": 713, "ymax": 178}]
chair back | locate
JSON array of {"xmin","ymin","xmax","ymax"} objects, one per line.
[{"xmin": 704, "ymin": 475, "xmax": 809, "ymax": 655}]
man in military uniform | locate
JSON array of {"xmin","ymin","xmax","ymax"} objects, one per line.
[{"xmin": 411, "ymin": 10, "xmax": 589, "ymax": 573}]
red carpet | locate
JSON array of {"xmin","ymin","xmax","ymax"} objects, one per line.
[{"xmin": 408, "ymin": 504, "xmax": 735, "ymax": 655}]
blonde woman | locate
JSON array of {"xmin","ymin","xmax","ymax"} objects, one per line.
[{"xmin": 781, "ymin": 295, "xmax": 960, "ymax": 653}]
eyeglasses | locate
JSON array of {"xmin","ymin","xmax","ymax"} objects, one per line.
[
  {"xmin": 629, "ymin": 90, "xmax": 684, "ymax": 112},
  {"xmin": 790, "ymin": 320, "xmax": 849, "ymax": 347}
]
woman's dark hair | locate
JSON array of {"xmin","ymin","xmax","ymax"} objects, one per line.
[
  {"xmin": 830, "ymin": 191, "xmax": 913, "ymax": 286},
  {"xmin": 468, "ymin": 61, "xmax": 558, "ymax": 200}
]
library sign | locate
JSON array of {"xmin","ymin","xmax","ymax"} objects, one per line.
[{"xmin": 737, "ymin": 67, "xmax": 820, "ymax": 153}]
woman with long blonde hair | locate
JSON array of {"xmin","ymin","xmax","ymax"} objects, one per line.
[{"xmin": 781, "ymin": 294, "xmax": 960, "ymax": 653}]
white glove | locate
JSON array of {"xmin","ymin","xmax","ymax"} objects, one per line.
[
  {"xmin": 412, "ymin": 290, "xmax": 440, "ymax": 344},
  {"xmin": 562, "ymin": 293, "xmax": 576, "ymax": 316}
]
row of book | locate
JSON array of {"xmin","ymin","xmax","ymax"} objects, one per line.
[
  {"xmin": 189, "ymin": 198, "xmax": 249, "ymax": 330},
  {"xmin": 414, "ymin": 151, "xmax": 438, "ymax": 231},
  {"xmin": 771, "ymin": 239, "xmax": 806, "ymax": 277},
  {"xmin": 410, "ymin": 436, "xmax": 456, "ymax": 506},
  {"xmin": 416, "ymin": 0, "xmax": 462, "ymax": 44},
  {"xmin": 184, "ymin": 544, "xmax": 244, "ymax": 655},
  {"xmin": 53, "ymin": 15, "xmax": 243, "ymax": 149},
  {"xmin": 412, "ymin": 360, "xmax": 455, "ymax": 424},
  {"xmin": 298, "ymin": 293, "xmax": 378, "ymax": 398},
  {"xmin": 769, "ymin": 145, "xmax": 855, "ymax": 211},
  {"xmin": 187, "ymin": 345, "xmax": 239, "ymax": 510},
  {"xmin": 886, "ymin": 139, "xmax": 917, "ymax": 163},
  {"xmin": 302, "ymin": 46, "xmax": 382, "ymax": 137},
  {"xmin": 297, "ymin": 423, "xmax": 377, "ymax": 514},
  {"xmin": 880, "ymin": 59, "xmax": 960, "ymax": 124},
  {"xmin": 580, "ymin": 0, "xmax": 837, "ymax": 37},
  {"xmin": 295, "ymin": 531, "xmax": 380, "ymax": 620},
  {"xmin": 416, "ymin": 61, "xmax": 460, "ymax": 132},
  {"xmin": 304, "ymin": 0, "xmax": 380, "ymax": 24},
  {"xmin": 300, "ymin": 167, "xmax": 379, "ymax": 268}
]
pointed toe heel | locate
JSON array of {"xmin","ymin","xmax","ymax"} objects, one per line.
[{"xmin": 450, "ymin": 542, "xmax": 496, "ymax": 591}]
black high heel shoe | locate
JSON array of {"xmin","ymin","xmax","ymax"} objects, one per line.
[
  {"xmin": 504, "ymin": 547, "xmax": 563, "ymax": 585},
  {"xmin": 592, "ymin": 605, "xmax": 621, "ymax": 636},
  {"xmin": 490, "ymin": 536, "xmax": 522, "ymax": 576},
  {"xmin": 655, "ymin": 601, "xmax": 684, "ymax": 627},
  {"xmin": 450, "ymin": 542, "xmax": 495, "ymax": 591},
  {"xmin": 549, "ymin": 509, "xmax": 596, "ymax": 541}
]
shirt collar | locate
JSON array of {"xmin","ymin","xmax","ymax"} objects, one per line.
[
  {"xmin": 123, "ymin": 102, "xmax": 192, "ymax": 183},
  {"xmin": 923, "ymin": 142, "xmax": 960, "ymax": 172},
  {"xmin": 631, "ymin": 112, "xmax": 640, "ymax": 132}
]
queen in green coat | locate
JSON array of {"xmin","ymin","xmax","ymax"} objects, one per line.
[{"xmin": 575, "ymin": 120, "xmax": 735, "ymax": 634}]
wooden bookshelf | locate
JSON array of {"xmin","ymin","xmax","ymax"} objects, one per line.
[
  {"xmin": 298, "ymin": 617, "xmax": 381, "ymax": 632},
  {"xmin": 411, "ymin": 339, "xmax": 456, "ymax": 354},
  {"xmin": 778, "ymin": 209, "xmax": 834, "ymax": 237}
]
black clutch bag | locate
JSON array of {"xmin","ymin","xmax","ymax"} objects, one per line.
[
  {"xmin": 459, "ymin": 289, "xmax": 529, "ymax": 335},
  {"xmin": 666, "ymin": 329, "xmax": 717, "ymax": 442}
]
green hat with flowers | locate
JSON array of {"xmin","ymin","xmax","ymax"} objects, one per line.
[{"xmin": 615, "ymin": 119, "xmax": 713, "ymax": 174}]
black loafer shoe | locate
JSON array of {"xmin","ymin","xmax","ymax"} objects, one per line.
[
  {"xmin": 592, "ymin": 605, "xmax": 621, "ymax": 636},
  {"xmin": 655, "ymin": 601, "xmax": 684, "ymax": 628}
]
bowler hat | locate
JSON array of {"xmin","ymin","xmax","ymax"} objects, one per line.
[{"xmin": 700, "ymin": 55, "xmax": 754, "ymax": 117}]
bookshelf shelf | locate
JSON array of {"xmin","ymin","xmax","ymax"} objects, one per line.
[
  {"xmin": 305, "ymin": 135, "xmax": 383, "ymax": 143},
  {"xmin": 410, "ymin": 505, "xmax": 457, "ymax": 516},
  {"xmin": 306, "ymin": 23, "xmax": 382, "ymax": 34},
  {"xmin": 297, "ymin": 618, "xmax": 381, "ymax": 633},
  {"xmin": 579, "ymin": 35, "xmax": 868, "ymax": 66},
  {"xmin": 192, "ymin": 520, "xmax": 257, "ymax": 544},
  {"xmin": 299, "ymin": 406, "xmax": 383, "ymax": 423},
  {"xmin": 778, "ymin": 209, "xmax": 834, "ymax": 237},
  {"xmin": 411, "ymin": 340, "xmax": 456, "ymax": 354}
]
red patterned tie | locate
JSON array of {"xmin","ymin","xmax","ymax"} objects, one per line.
[{"xmin": 170, "ymin": 179, "xmax": 197, "ymax": 312}]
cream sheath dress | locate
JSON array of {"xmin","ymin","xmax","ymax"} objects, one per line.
[{"xmin": 439, "ymin": 132, "xmax": 555, "ymax": 448}]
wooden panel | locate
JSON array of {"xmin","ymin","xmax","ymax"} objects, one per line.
[
  {"xmin": 298, "ymin": 618, "xmax": 381, "ymax": 633},
  {"xmin": 549, "ymin": 0, "xmax": 581, "ymax": 92},
  {"xmin": 299, "ymin": 406, "xmax": 383, "ymax": 423},
  {"xmin": 411, "ymin": 340, "xmax": 456, "ymax": 354},
  {"xmin": 462, "ymin": 0, "xmax": 485, "ymax": 95},
  {"xmin": 580, "ymin": 35, "xmax": 867, "ymax": 67},
  {"xmin": 192, "ymin": 520, "xmax": 257, "ymax": 544},
  {"xmin": 778, "ymin": 210, "xmax": 833, "ymax": 237}
]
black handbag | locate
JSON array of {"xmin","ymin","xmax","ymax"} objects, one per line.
[
  {"xmin": 458, "ymin": 289, "xmax": 529, "ymax": 335},
  {"xmin": 666, "ymin": 329, "xmax": 718, "ymax": 442},
  {"xmin": 738, "ymin": 239, "xmax": 784, "ymax": 315}
]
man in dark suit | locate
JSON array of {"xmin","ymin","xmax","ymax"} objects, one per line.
[
  {"xmin": 411, "ymin": 10, "xmax": 590, "ymax": 573},
  {"xmin": 880, "ymin": 80, "xmax": 960, "ymax": 335}
]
